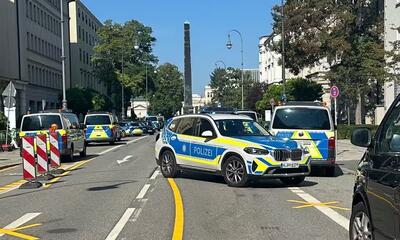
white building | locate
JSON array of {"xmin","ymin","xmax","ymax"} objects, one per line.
[
  {"xmin": 243, "ymin": 69, "xmax": 260, "ymax": 82},
  {"xmin": 181, "ymin": 93, "xmax": 206, "ymax": 114},
  {"xmin": 131, "ymin": 97, "xmax": 149, "ymax": 119},
  {"xmin": 384, "ymin": 0, "xmax": 400, "ymax": 111},
  {"xmin": 258, "ymin": 34, "xmax": 331, "ymax": 107},
  {"xmin": 204, "ymin": 85, "xmax": 214, "ymax": 105}
]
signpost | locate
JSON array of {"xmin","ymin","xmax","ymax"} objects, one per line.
[
  {"xmin": 330, "ymin": 86, "xmax": 340, "ymax": 161},
  {"xmin": 2, "ymin": 82, "xmax": 16, "ymax": 147}
]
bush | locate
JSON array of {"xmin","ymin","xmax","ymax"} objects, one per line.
[{"xmin": 337, "ymin": 124, "xmax": 379, "ymax": 139}]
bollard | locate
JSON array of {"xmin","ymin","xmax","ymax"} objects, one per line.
[
  {"xmin": 49, "ymin": 132, "xmax": 65, "ymax": 174},
  {"xmin": 19, "ymin": 136, "xmax": 42, "ymax": 189},
  {"xmin": 36, "ymin": 134, "xmax": 54, "ymax": 181}
]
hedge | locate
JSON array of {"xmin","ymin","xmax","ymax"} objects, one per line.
[{"xmin": 337, "ymin": 124, "xmax": 379, "ymax": 140}]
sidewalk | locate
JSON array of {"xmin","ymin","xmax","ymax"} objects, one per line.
[
  {"xmin": 337, "ymin": 139, "xmax": 366, "ymax": 161},
  {"xmin": 0, "ymin": 149, "xmax": 21, "ymax": 170}
]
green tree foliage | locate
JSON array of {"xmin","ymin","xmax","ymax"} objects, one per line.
[
  {"xmin": 271, "ymin": 0, "xmax": 388, "ymax": 122},
  {"xmin": 256, "ymin": 78, "xmax": 322, "ymax": 111},
  {"xmin": 93, "ymin": 20, "xmax": 158, "ymax": 112},
  {"xmin": 66, "ymin": 88, "xmax": 112, "ymax": 114},
  {"xmin": 149, "ymin": 63, "xmax": 183, "ymax": 118}
]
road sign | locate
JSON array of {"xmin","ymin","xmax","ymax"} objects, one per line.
[
  {"xmin": 2, "ymin": 82, "xmax": 16, "ymax": 97},
  {"xmin": 330, "ymin": 86, "xmax": 340, "ymax": 98},
  {"xmin": 3, "ymin": 97, "xmax": 16, "ymax": 108}
]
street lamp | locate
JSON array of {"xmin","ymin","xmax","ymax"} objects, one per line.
[
  {"xmin": 61, "ymin": 0, "xmax": 75, "ymax": 110},
  {"xmin": 214, "ymin": 60, "xmax": 226, "ymax": 69},
  {"xmin": 281, "ymin": 0, "xmax": 286, "ymax": 102},
  {"xmin": 226, "ymin": 29, "xmax": 244, "ymax": 110}
]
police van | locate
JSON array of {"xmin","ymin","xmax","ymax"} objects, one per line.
[
  {"xmin": 19, "ymin": 111, "xmax": 86, "ymax": 161},
  {"xmin": 269, "ymin": 102, "xmax": 335, "ymax": 175},
  {"xmin": 155, "ymin": 114, "xmax": 311, "ymax": 187},
  {"xmin": 84, "ymin": 112, "xmax": 120, "ymax": 144}
]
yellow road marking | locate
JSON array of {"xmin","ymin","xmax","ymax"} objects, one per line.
[
  {"xmin": 288, "ymin": 200, "xmax": 350, "ymax": 211},
  {"xmin": 0, "ymin": 180, "xmax": 27, "ymax": 192},
  {"xmin": 0, "ymin": 165, "xmax": 20, "ymax": 173},
  {"xmin": 167, "ymin": 178, "xmax": 184, "ymax": 240},
  {"xmin": 10, "ymin": 223, "xmax": 42, "ymax": 231},
  {"xmin": 42, "ymin": 159, "xmax": 93, "ymax": 189}
]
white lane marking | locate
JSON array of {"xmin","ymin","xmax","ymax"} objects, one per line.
[
  {"xmin": 136, "ymin": 184, "xmax": 151, "ymax": 199},
  {"xmin": 150, "ymin": 169, "xmax": 160, "ymax": 180},
  {"xmin": 117, "ymin": 155, "xmax": 133, "ymax": 165},
  {"xmin": 290, "ymin": 189, "xmax": 350, "ymax": 231},
  {"xmin": 105, "ymin": 208, "xmax": 135, "ymax": 240},
  {"xmin": 126, "ymin": 136, "xmax": 147, "ymax": 145},
  {"xmin": 99, "ymin": 145, "xmax": 124, "ymax": 155},
  {"xmin": 288, "ymin": 187, "xmax": 300, "ymax": 190},
  {"xmin": 291, "ymin": 189, "xmax": 304, "ymax": 193},
  {"xmin": 0, "ymin": 212, "xmax": 42, "ymax": 237}
]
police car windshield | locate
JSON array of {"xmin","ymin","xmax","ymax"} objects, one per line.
[
  {"xmin": 21, "ymin": 115, "xmax": 62, "ymax": 131},
  {"xmin": 215, "ymin": 119, "xmax": 269, "ymax": 137},
  {"xmin": 85, "ymin": 115, "xmax": 111, "ymax": 125},
  {"xmin": 273, "ymin": 108, "xmax": 331, "ymax": 130}
]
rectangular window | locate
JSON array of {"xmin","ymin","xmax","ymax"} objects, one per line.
[
  {"xmin": 27, "ymin": 32, "xmax": 30, "ymax": 49},
  {"xmin": 86, "ymin": 53, "xmax": 89, "ymax": 64},
  {"xmin": 29, "ymin": 2, "xmax": 32, "ymax": 19},
  {"xmin": 28, "ymin": 64, "xmax": 31, "ymax": 80},
  {"xmin": 33, "ymin": 5, "xmax": 36, "ymax": 22},
  {"xmin": 34, "ymin": 36, "xmax": 37, "ymax": 51},
  {"xmin": 26, "ymin": 0, "xmax": 29, "ymax": 17},
  {"xmin": 79, "ymin": 48, "xmax": 82, "ymax": 61},
  {"xmin": 86, "ymin": 32, "xmax": 88, "ymax": 44},
  {"xmin": 78, "ymin": 26, "xmax": 81, "ymax": 39}
]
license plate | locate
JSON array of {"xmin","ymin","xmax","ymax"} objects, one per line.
[{"xmin": 281, "ymin": 162, "xmax": 300, "ymax": 168}]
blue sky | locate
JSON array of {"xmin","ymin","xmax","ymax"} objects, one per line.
[{"xmin": 81, "ymin": 0, "xmax": 279, "ymax": 95}]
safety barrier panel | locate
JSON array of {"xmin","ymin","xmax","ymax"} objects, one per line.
[
  {"xmin": 36, "ymin": 134, "xmax": 49, "ymax": 175},
  {"xmin": 49, "ymin": 132, "xmax": 61, "ymax": 169},
  {"xmin": 21, "ymin": 136, "xmax": 36, "ymax": 181}
]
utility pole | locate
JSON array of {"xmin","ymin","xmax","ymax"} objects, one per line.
[
  {"xmin": 121, "ymin": 54, "xmax": 125, "ymax": 119},
  {"xmin": 60, "ymin": 0, "xmax": 67, "ymax": 110},
  {"xmin": 281, "ymin": 0, "xmax": 286, "ymax": 102}
]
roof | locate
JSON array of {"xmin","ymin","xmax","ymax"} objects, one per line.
[
  {"xmin": 174, "ymin": 113, "xmax": 252, "ymax": 121},
  {"xmin": 282, "ymin": 101, "xmax": 326, "ymax": 107}
]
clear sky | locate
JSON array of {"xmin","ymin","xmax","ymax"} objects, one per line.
[{"xmin": 81, "ymin": 0, "xmax": 280, "ymax": 95}]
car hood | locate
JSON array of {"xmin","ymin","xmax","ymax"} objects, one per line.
[{"xmin": 231, "ymin": 135, "xmax": 299, "ymax": 150}]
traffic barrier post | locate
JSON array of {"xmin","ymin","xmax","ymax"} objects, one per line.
[
  {"xmin": 49, "ymin": 132, "xmax": 65, "ymax": 174},
  {"xmin": 19, "ymin": 136, "xmax": 42, "ymax": 189},
  {"xmin": 36, "ymin": 134, "xmax": 54, "ymax": 181}
]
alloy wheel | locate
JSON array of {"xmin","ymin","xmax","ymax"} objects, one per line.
[
  {"xmin": 352, "ymin": 212, "xmax": 372, "ymax": 240},
  {"xmin": 226, "ymin": 159, "xmax": 245, "ymax": 184},
  {"xmin": 161, "ymin": 153, "xmax": 173, "ymax": 175}
]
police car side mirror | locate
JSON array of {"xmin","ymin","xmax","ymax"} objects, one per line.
[{"xmin": 201, "ymin": 130, "xmax": 214, "ymax": 138}]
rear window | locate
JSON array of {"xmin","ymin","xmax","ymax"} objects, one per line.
[
  {"xmin": 146, "ymin": 116, "xmax": 158, "ymax": 122},
  {"xmin": 21, "ymin": 115, "xmax": 62, "ymax": 131},
  {"xmin": 272, "ymin": 108, "xmax": 331, "ymax": 130},
  {"xmin": 85, "ymin": 115, "xmax": 111, "ymax": 125}
]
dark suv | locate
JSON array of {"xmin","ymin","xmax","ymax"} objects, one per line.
[{"xmin": 350, "ymin": 98, "xmax": 400, "ymax": 240}]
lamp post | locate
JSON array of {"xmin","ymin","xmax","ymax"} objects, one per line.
[
  {"xmin": 121, "ymin": 54, "xmax": 125, "ymax": 119},
  {"xmin": 226, "ymin": 30, "xmax": 244, "ymax": 110},
  {"xmin": 214, "ymin": 60, "xmax": 226, "ymax": 69},
  {"xmin": 281, "ymin": 0, "xmax": 286, "ymax": 102}
]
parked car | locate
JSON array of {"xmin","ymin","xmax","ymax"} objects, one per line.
[
  {"xmin": 139, "ymin": 121, "xmax": 155, "ymax": 135},
  {"xmin": 130, "ymin": 122, "xmax": 144, "ymax": 136},
  {"xmin": 84, "ymin": 112, "xmax": 120, "ymax": 144},
  {"xmin": 19, "ymin": 110, "xmax": 86, "ymax": 161},
  {"xmin": 350, "ymin": 95, "xmax": 400, "ymax": 240},
  {"xmin": 119, "ymin": 121, "xmax": 131, "ymax": 137}
]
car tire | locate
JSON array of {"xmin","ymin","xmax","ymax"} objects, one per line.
[
  {"xmin": 350, "ymin": 201, "xmax": 373, "ymax": 240},
  {"xmin": 67, "ymin": 145, "xmax": 74, "ymax": 162},
  {"xmin": 160, "ymin": 150, "xmax": 179, "ymax": 178},
  {"xmin": 280, "ymin": 176, "xmax": 305, "ymax": 186},
  {"xmin": 109, "ymin": 140, "xmax": 115, "ymax": 145},
  {"xmin": 79, "ymin": 144, "xmax": 87, "ymax": 157},
  {"xmin": 222, "ymin": 156, "xmax": 248, "ymax": 187}
]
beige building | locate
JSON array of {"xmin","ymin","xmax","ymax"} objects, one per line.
[
  {"xmin": 130, "ymin": 97, "xmax": 149, "ymax": 119},
  {"xmin": 0, "ymin": 0, "xmax": 71, "ymax": 121},
  {"xmin": 204, "ymin": 85, "xmax": 213, "ymax": 105},
  {"xmin": 69, "ymin": 0, "xmax": 106, "ymax": 95}
]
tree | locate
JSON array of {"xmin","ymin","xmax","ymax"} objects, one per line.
[
  {"xmin": 65, "ymin": 88, "xmax": 112, "ymax": 114},
  {"xmin": 93, "ymin": 20, "xmax": 158, "ymax": 113},
  {"xmin": 149, "ymin": 63, "xmax": 183, "ymax": 118},
  {"xmin": 256, "ymin": 78, "xmax": 323, "ymax": 111},
  {"xmin": 271, "ymin": 0, "xmax": 387, "ymax": 124},
  {"xmin": 245, "ymin": 81, "xmax": 268, "ymax": 111}
]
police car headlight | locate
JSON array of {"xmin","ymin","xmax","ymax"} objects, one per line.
[{"xmin": 244, "ymin": 147, "xmax": 269, "ymax": 155}]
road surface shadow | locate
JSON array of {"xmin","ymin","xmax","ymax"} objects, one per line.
[
  {"xmin": 87, "ymin": 180, "xmax": 135, "ymax": 191},
  {"xmin": 309, "ymin": 165, "xmax": 343, "ymax": 178},
  {"xmin": 179, "ymin": 170, "xmax": 318, "ymax": 188}
]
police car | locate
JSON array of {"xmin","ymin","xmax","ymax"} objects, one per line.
[
  {"xmin": 84, "ymin": 112, "xmax": 120, "ymax": 145},
  {"xmin": 155, "ymin": 114, "xmax": 311, "ymax": 187}
]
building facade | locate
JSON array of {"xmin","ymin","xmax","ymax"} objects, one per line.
[
  {"xmin": 384, "ymin": 0, "xmax": 400, "ymax": 110},
  {"xmin": 68, "ymin": 0, "xmax": 106, "ymax": 95},
  {"xmin": 243, "ymin": 68, "xmax": 260, "ymax": 82},
  {"xmin": 204, "ymin": 85, "xmax": 213, "ymax": 105},
  {"xmin": 0, "ymin": 0, "xmax": 71, "ymax": 123}
]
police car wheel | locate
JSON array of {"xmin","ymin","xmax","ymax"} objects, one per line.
[
  {"xmin": 80, "ymin": 145, "xmax": 87, "ymax": 157},
  {"xmin": 280, "ymin": 176, "xmax": 305, "ymax": 186},
  {"xmin": 222, "ymin": 156, "xmax": 248, "ymax": 187},
  {"xmin": 160, "ymin": 150, "xmax": 178, "ymax": 178}
]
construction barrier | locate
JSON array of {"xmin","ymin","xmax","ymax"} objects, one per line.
[
  {"xmin": 21, "ymin": 136, "xmax": 36, "ymax": 180},
  {"xmin": 36, "ymin": 134, "xmax": 49, "ymax": 175},
  {"xmin": 49, "ymin": 132, "xmax": 61, "ymax": 169}
]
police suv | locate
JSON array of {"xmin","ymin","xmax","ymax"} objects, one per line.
[{"xmin": 155, "ymin": 114, "xmax": 311, "ymax": 187}]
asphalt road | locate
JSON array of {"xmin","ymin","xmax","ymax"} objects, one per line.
[{"xmin": 0, "ymin": 136, "xmax": 361, "ymax": 240}]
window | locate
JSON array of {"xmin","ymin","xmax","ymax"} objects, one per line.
[
  {"xmin": 85, "ymin": 115, "xmax": 111, "ymax": 125},
  {"xmin": 272, "ymin": 107, "xmax": 331, "ymax": 130},
  {"xmin": 78, "ymin": 26, "xmax": 81, "ymax": 39},
  {"xmin": 86, "ymin": 52, "xmax": 89, "ymax": 64},
  {"xmin": 86, "ymin": 32, "xmax": 88, "ymax": 44},
  {"xmin": 29, "ymin": 2, "xmax": 32, "ymax": 19},
  {"xmin": 194, "ymin": 118, "xmax": 215, "ymax": 137},
  {"xmin": 176, "ymin": 117, "xmax": 195, "ymax": 136},
  {"xmin": 215, "ymin": 119, "xmax": 269, "ymax": 137},
  {"xmin": 27, "ymin": 32, "xmax": 30, "ymax": 49},
  {"xmin": 33, "ymin": 5, "xmax": 36, "ymax": 22},
  {"xmin": 378, "ymin": 100, "xmax": 400, "ymax": 153},
  {"xmin": 79, "ymin": 48, "xmax": 82, "ymax": 61},
  {"xmin": 78, "ymin": 8, "xmax": 81, "ymax": 18}
]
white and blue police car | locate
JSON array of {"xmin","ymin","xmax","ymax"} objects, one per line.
[{"xmin": 155, "ymin": 114, "xmax": 311, "ymax": 187}]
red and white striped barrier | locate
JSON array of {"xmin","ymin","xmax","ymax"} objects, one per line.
[
  {"xmin": 21, "ymin": 136, "xmax": 36, "ymax": 180},
  {"xmin": 49, "ymin": 132, "xmax": 60, "ymax": 169},
  {"xmin": 36, "ymin": 134, "xmax": 49, "ymax": 175}
]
